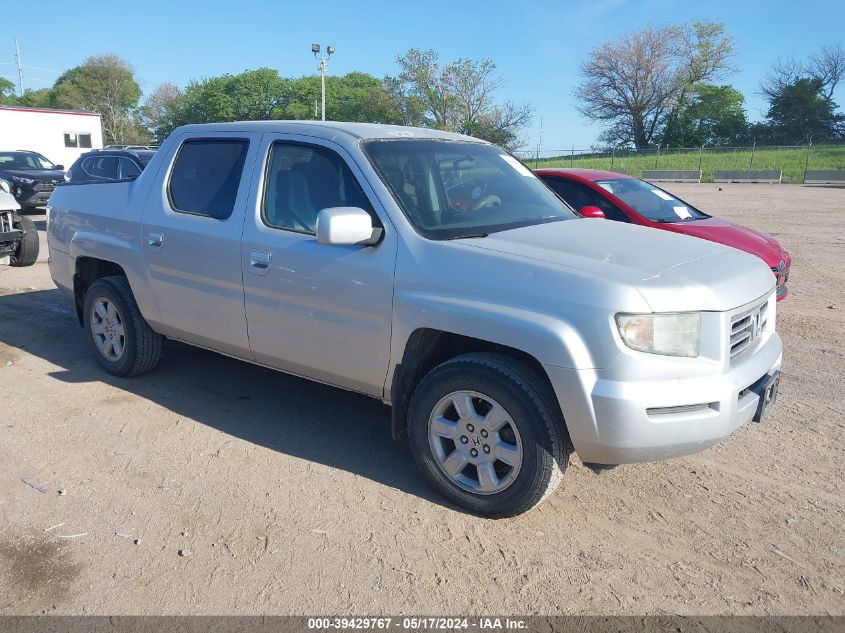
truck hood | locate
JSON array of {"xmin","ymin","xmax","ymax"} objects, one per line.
[
  {"xmin": 664, "ymin": 216, "xmax": 787, "ymax": 268},
  {"xmin": 455, "ymin": 219, "xmax": 775, "ymax": 312}
]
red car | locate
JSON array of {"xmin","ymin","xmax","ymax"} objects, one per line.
[{"xmin": 536, "ymin": 168, "xmax": 791, "ymax": 301}]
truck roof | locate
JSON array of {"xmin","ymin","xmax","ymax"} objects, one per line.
[{"xmin": 175, "ymin": 120, "xmax": 484, "ymax": 142}]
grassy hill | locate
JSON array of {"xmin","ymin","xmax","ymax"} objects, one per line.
[{"xmin": 522, "ymin": 145, "xmax": 845, "ymax": 183}]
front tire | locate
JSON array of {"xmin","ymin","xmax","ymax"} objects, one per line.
[
  {"xmin": 408, "ymin": 352, "xmax": 568, "ymax": 517},
  {"xmin": 83, "ymin": 276, "xmax": 163, "ymax": 377},
  {"xmin": 10, "ymin": 216, "xmax": 39, "ymax": 267}
]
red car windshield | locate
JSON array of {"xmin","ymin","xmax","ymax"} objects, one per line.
[{"xmin": 596, "ymin": 178, "xmax": 709, "ymax": 223}]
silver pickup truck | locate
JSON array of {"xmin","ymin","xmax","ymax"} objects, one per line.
[{"xmin": 47, "ymin": 122, "xmax": 782, "ymax": 516}]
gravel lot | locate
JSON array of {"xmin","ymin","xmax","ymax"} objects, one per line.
[{"xmin": 0, "ymin": 184, "xmax": 842, "ymax": 615}]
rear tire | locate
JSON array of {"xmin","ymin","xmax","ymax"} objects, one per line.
[
  {"xmin": 10, "ymin": 216, "xmax": 39, "ymax": 267},
  {"xmin": 83, "ymin": 276, "xmax": 163, "ymax": 377},
  {"xmin": 408, "ymin": 352, "xmax": 568, "ymax": 517}
]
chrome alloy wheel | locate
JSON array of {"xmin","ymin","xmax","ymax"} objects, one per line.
[
  {"xmin": 90, "ymin": 297, "xmax": 125, "ymax": 362},
  {"xmin": 428, "ymin": 390, "xmax": 523, "ymax": 495}
]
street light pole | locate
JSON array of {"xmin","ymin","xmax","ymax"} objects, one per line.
[{"xmin": 311, "ymin": 43, "xmax": 335, "ymax": 121}]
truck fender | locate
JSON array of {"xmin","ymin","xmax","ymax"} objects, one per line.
[
  {"xmin": 391, "ymin": 291, "xmax": 597, "ymax": 374},
  {"xmin": 69, "ymin": 230, "xmax": 161, "ymax": 326}
]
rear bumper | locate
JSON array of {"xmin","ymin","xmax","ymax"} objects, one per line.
[{"xmin": 544, "ymin": 331, "xmax": 782, "ymax": 465}]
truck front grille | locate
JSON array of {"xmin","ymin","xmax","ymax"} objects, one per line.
[{"xmin": 730, "ymin": 299, "xmax": 768, "ymax": 359}]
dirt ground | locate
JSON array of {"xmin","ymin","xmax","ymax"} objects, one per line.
[{"xmin": 0, "ymin": 184, "xmax": 842, "ymax": 616}]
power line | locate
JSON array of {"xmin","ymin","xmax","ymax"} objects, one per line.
[{"xmin": 23, "ymin": 64, "xmax": 62, "ymax": 74}]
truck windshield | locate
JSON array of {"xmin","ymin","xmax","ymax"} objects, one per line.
[
  {"xmin": 0, "ymin": 151, "xmax": 57, "ymax": 171},
  {"xmin": 595, "ymin": 178, "xmax": 709, "ymax": 223},
  {"xmin": 363, "ymin": 139, "xmax": 576, "ymax": 239}
]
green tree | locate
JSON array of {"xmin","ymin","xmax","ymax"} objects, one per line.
[
  {"xmin": 160, "ymin": 68, "xmax": 290, "ymax": 138},
  {"xmin": 658, "ymin": 85, "xmax": 749, "ymax": 146},
  {"xmin": 326, "ymin": 72, "xmax": 404, "ymax": 124},
  {"xmin": 575, "ymin": 22, "xmax": 735, "ymax": 148},
  {"xmin": 394, "ymin": 49, "xmax": 460, "ymax": 130},
  {"xmin": 762, "ymin": 44, "xmax": 844, "ymax": 101},
  {"xmin": 460, "ymin": 102, "xmax": 533, "ymax": 151},
  {"xmin": 14, "ymin": 88, "xmax": 54, "ymax": 108},
  {"xmin": 156, "ymin": 69, "xmax": 404, "ymax": 140},
  {"xmin": 383, "ymin": 76, "xmax": 427, "ymax": 127},
  {"xmin": 391, "ymin": 49, "xmax": 533, "ymax": 150},
  {"xmin": 0, "ymin": 78, "xmax": 16, "ymax": 104},
  {"xmin": 52, "ymin": 54, "xmax": 144, "ymax": 144},
  {"xmin": 142, "ymin": 82, "xmax": 183, "ymax": 142},
  {"xmin": 761, "ymin": 77, "xmax": 844, "ymax": 143},
  {"xmin": 283, "ymin": 73, "xmax": 403, "ymax": 123}
]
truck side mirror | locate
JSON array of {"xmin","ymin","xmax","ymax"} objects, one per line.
[
  {"xmin": 316, "ymin": 207, "xmax": 383, "ymax": 246},
  {"xmin": 579, "ymin": 205, "xmax": 606, "ymax": 219},
  {"xmin": 55, "ymin": 165, "xmax": 65, "ymax": 171}
]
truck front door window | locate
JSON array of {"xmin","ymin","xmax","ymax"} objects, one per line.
[
  {"xmin": 168, "ymin": 139, "xmax": 249, "ymax": 219},
  {"xmin": 262, "ymin": 142, "xmax": 376, "ymax": 234}
]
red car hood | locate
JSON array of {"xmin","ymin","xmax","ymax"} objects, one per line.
[{"xmin": 665, "ymin": 217, "xmax": 786, "ymax": 268}]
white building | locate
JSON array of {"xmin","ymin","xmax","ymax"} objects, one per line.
[{"xmin": 0, "ymin": 106, "xmax": 103, "ymax": 168}]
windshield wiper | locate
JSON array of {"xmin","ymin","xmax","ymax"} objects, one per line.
[{"xmin": 443, "ymin": 232, "xmax": 489, "ymax": 240}]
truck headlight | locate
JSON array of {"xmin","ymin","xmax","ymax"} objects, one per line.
[
  {"xmin": 11, "ymin": 176, "xmax": 36, "ymax": 186},
  {"xmin": 615, "ymin": 312, "xmax": 700, "ymax": 357}
]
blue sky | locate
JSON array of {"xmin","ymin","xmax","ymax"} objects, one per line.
[{"xmin": 2, "ymin": 0, "xmax": 844, "ymax": 149}]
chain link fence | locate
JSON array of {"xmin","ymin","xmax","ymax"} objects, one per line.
[{"xmin": 514, "ymin": 144, "xmax": 845, "ymax": 183}]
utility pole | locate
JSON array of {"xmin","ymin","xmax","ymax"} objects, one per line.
[
  {"xmin": 15, "ymin": 39, "xmax": 24, "ymax": 96},
  {"xmin": 311, "ymin": 43, "xmax": 334, "ymax": 121},
  {"xmin": 534, "ymin": 117, "xmax": 543, "ymax": 168}
]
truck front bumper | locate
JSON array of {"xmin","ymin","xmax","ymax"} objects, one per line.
[{"xmin": 544, "ymin": 331, "xmax": 782, "ymax": 465}]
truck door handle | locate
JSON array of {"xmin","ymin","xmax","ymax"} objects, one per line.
[
  {"xmin": 249, "ymin": 250, "xmax": 271, "ymax": 275},
  {"xmin": 148, "ymin": 232, "xmax": 164, "ymax": 250}
]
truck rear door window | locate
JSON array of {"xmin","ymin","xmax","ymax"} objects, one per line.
[{"xmin": 168, "ymin": 139, "xmax": 249, "ymax": 219}]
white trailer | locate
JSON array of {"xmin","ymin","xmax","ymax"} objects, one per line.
[{"xmin": 0, "ymin": 106, "xmax": 103, "ymax": 168}]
